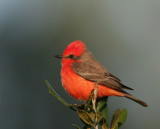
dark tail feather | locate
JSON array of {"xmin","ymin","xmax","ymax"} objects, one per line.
[{"xmin": 124, "ymin": 93, "xmax": 148, "ymax": 107}]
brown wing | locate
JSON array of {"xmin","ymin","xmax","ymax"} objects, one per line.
[{"xmin": 71, "ymin": 60, "xmax": 133, "ymax": 93}]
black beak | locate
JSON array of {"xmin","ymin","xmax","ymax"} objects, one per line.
[{"xmin": 55, "ymin": 55, "xmax": 62, "ymax": 59}]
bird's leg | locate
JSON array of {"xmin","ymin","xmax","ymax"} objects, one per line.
[
  {"xmin": 92, "ymin": 82, "xmax": 98, "ymax": 129},
  {"xmin": 92, "ymin": 82, "xmax": 98, "ymax": 111}
]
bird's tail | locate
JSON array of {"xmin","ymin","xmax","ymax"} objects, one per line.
[{"xmin": 124, "ymin": 93, "xmax": 148, "ymax": 107}]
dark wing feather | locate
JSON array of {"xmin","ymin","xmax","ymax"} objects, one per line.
[{"xmin": 108, "ymin": 73, "xmax": 133, "ymax": 90}]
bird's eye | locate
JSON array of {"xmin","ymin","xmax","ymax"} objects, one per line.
[{"xmin": 69, "ymin": 54, "xmax": 74, "ymax": 59}]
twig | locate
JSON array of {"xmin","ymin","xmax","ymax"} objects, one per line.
[{"xmin": 92, "ymin": 82, "xmax": 98, "ymax": 129}]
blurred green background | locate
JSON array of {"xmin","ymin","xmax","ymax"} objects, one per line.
[{"xmin": 0, "ymin": 0, "xmax": 160, "ymax": 129}]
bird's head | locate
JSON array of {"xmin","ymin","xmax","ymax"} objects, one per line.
[{"xmin": 55, "ymin": 40, "xmax": 87, "ymax": 64}]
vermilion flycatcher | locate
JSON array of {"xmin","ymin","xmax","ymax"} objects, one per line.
[{"xmin": 55, "ymin": 40, "xmax": 148, "ymax": 107}]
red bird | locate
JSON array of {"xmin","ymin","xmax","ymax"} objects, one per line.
[{"xmin": 55, "ymin": 40, "xmax": 148, "ymax": 107}]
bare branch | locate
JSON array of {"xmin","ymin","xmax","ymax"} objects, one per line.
[{"xmin": 92, "ymin": 82, "xmax": 98, "ymax": 129}]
